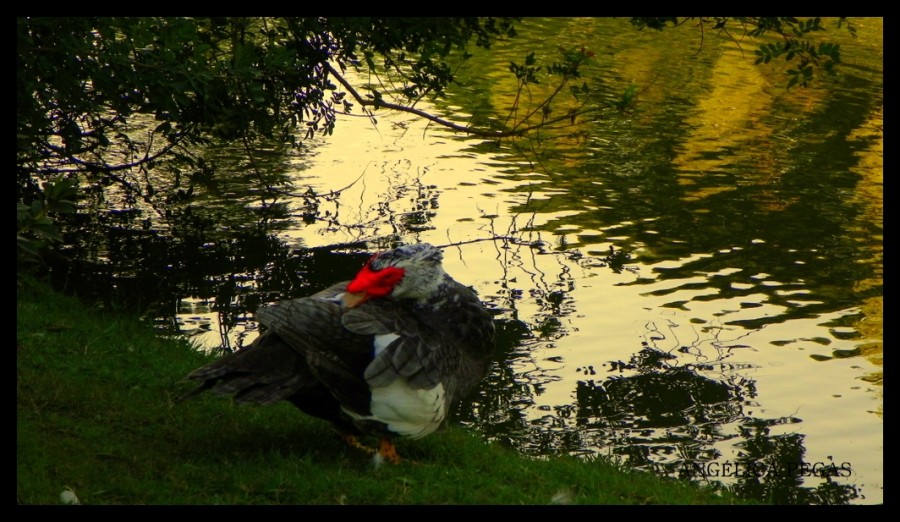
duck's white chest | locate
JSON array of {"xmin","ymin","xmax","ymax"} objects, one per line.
[
  {"xmin": 343, "ymin": 333, "xmax": 448, "ymax": 439},
  {"xmin": 341, "ymin": 380, "xmax": 447, "ymax": 439},
  {"xmin": 368, "ymin": 380, "xmax": 447, "ymax": 439}
]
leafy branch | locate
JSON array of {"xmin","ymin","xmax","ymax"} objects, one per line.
[{"xmin": 17, "ymin": 178, "xmax": 78, "ymax": 262}]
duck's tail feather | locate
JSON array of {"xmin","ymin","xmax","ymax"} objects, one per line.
[{"xmin": 180, "ymin": 332, "xmax": 314, "ymax": 405}]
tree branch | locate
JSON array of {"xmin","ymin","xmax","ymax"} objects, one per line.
[
  {"xmin": 323, "ymin": 59, "xmax": 602, "ymax": 140},
  {"xmin": 39, "ymin": 131, "xmax": 185, "ymax": 175},
  {"xmin": 322, "ymin": 60, "xmax": 539, "ymax": 139}
]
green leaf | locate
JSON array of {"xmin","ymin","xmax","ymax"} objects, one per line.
[
  {"xmin": 17, "ymin": 236, "xmax": 42, "ymax": 256},
  {"xmin": 33, "ymin": 224, "xmax": 62, "ymax": 242},
  {"xmin": 49, "ymin": 201, "xmax": 77, "ymax": 214}
]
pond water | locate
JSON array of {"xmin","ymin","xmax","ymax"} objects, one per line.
[{"xmin": 59, "ymin": 18, "xmax": 882, "ymax": 504}]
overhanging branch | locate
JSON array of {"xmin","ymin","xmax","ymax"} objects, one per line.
[{"xmin": 322, "ymin": 60, "xmax": 588, "ymax": 139}]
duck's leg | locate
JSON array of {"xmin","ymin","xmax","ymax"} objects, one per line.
[{"xmin": 342, "ymin": 434, "xmax": 376, "ymax": 455}]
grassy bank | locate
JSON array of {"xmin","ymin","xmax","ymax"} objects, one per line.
[{"xmin": 17, "ymin": 276, "xmax": 748, "ymax": 505}]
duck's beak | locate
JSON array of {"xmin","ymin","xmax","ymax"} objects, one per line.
[{"xmin": 341, "ymin": 291, "xmax": 370, "ymax": 308}]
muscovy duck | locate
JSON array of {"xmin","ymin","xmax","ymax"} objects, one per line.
[{"xmin": 183, "ymin": 243, "xmax": 496, "ymax": 463}]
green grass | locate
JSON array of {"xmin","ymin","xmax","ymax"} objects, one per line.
[{"xmin": 17, "ymin": 276, "xmax": 751, "ymax": 505}]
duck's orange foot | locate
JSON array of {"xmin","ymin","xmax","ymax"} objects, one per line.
[
  {"xmin": 341, "ymin": 434, "xmax": 406, "ymax": 465},
  {"xmin": 377, "ymin": 437, "xmax": 402, "ymax": 464}
]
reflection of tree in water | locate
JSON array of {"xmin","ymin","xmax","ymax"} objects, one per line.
[
  {"xmin": 576, "ymin": 346, "xmax": 742, "ymax": 455},
  {"xmin": 599, "ymin": 326, "xmax": 859, "ymax": 504},
  {"xmin": 457, "ymin": 246, "xmax": 860, "ymax": 504},
  {"xmin": 729, "ymin": 422, "xmax": 860, "ymax": 504},
  {"xmin": 454, "ymin": 237, "xmax": 583, "ymax": 454}
]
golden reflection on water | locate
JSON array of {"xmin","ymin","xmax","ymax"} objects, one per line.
[
  {"xmin": 670, "ymin": 42, "xmax": 774, "ymax": 199},
  {"xmin": 848, "ymin": 103, "xmax": 883, "ymax": 394}
]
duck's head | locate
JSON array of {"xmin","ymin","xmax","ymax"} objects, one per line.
[{"xmin": 343, "ymin": 243, "xmax": 446, "ymax": 308}]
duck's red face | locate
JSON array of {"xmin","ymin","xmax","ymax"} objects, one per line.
[{"xmin": 343, "ymin": 256, "xmax": 406, "ymax": 308}]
